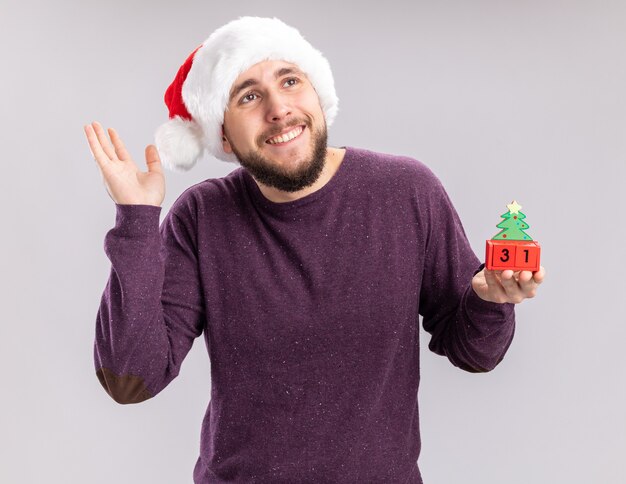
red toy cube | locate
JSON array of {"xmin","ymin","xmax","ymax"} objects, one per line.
[{"xmin": 485, "ymin": 240, "xmax": 541, "ymax": 271}]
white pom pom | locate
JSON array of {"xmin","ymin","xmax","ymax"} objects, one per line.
[{"xmin": 154, "ymin": 117, "xmax": 205, "ymax": 172}]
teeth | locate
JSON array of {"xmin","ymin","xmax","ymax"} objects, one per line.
[{"xmin": 268, "ymin": 126, "xmax": 303, "ymax": 144}]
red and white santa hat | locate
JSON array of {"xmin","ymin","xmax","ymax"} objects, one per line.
[{"xmin": 154, "ymin": 16, "xmax": 339, "ymax": 171}]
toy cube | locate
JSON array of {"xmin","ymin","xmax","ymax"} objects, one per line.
[{"xmin": 485, "ymin": 240, "xmax": 541, "ymax": 271}]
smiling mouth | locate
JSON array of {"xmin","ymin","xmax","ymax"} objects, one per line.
[{"xmin": 265, "ymin": 125, "xmax": 305, "ymax": 145}]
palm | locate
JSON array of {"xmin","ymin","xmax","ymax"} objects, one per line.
[
  {"xmin": 85, "ymin": 121, "xmax": 165, "ymax": 207},
  {"xmin": 137, "ymin": 170, "xmax": 166, "ymax": 205},
  {"xmin": 101, "ymin": 159, "xmax": 164, "ymax": 206}
]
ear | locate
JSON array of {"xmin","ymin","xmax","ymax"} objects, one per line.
[{"xmin": 221, "ymin": 125, "xmax": 233, "ymax": 154}]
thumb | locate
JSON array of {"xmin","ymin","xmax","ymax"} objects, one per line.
[{"xmin": 145, "ymin": 145, "xmax": 163, "ymax": 174}]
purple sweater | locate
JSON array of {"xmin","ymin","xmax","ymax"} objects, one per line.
[{"xmin": 95, "ymin": 146, "xmax": 515, "ymax": 483}]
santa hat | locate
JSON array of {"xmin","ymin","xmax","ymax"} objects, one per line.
[{"xmin": 154, "ymin": 16, "xmax": 339, "ymax": 171}]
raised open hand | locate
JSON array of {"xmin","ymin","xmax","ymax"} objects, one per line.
[{"xmin": 84, "ymin": 121, "xmax": 165, "ymax": 207}]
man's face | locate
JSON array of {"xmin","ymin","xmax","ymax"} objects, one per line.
[{"xmin": 222, "ymin": 60, "xmax": 328, "ymax": 193}]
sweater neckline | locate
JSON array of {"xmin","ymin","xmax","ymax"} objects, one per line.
[{"xmin": 240, "ymin": 146, "xmax": 353, "ymax": 213}]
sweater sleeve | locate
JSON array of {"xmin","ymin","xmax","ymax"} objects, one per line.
[
  {"xmin": 94, "ymin": 203, "xmax": 205, "ymax": 404},
  {"xmin": 418, "ymin": 177, "xmax": 516, "ymax": 373}
]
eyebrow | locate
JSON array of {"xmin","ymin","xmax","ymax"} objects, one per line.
[{"xmin": 229, "ymin": 67, "xmax": 303, "ymax": 103}]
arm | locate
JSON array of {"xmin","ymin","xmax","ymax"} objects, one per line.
[
  {"xmin": 94, "ymin": 203, "xmax": 205, "ymax": 403},
  {"xmin": 418, "ymin": 179, "xmax": 515, "ymax": 373},
  {"xmin": 84, "ymin": 122, "xmax": 204, "ymax": 402}
]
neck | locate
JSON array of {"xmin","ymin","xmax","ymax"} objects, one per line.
[{"xmin": 253, "ymin": 147, "xmax": 346, "ymax": 203}]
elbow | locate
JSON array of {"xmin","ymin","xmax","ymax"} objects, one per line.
[
  {"xmin": 430, "ymin": 337, "xmax": 508, "ymax": 373},
  {"xmin": 456, "ymin": 351, "xmax": 508, "ymax": 373},
  {"xmin": 459, "ymin": 358, "xmax": 502, "ymax": 374},
  {"xmin": 452, "ymin": 320, "xmax": 516, "ymax": 373},
  {"xmin": 96, "ymin": 367, "xmax": 153, "ymax": 404}
]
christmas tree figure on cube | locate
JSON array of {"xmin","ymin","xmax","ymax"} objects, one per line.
[
  {"xmin": 485, "ymin": 200, "xmax": 541, "ymax": 271},
  {"xmin": 492, "ymin": 200, "xmax": 532, "ymax": 241}
]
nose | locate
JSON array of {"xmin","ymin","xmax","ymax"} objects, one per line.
[{"xmin": 264, "ymin": 90, "xmax": 292, "ymax": 123}]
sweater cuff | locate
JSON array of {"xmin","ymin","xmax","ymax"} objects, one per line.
[{"xmin": 113, "ymin": 203, "xmax": 162, "ymax": 237}]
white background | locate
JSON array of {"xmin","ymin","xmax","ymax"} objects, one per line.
[{"xmin": 1, "ymin": 0, "xmax": 624, "ymax": 482}]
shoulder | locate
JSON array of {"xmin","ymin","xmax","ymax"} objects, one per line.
[
  {"xmin": 167, "ymin": 167, "xmax": 246, "ymax": 221},
  {"xmin": 345, "ymin": 146, "xmax": 444, "ymax": 193}
]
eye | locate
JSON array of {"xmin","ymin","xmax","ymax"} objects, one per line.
[
  {"xmin": 240, "ymin": 92, "xmax": 258, "ymax": 104},
  {"xmin": 283, "ymin": 77, "xmax": 299, "ymax": 87}
]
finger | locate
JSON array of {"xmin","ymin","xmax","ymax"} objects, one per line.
[
  {"xmin": 484, "ymin": 269, "xmax": 508, "ymax": 302},
  {"xmin": 501, "ymin": 269, "xmax": 515, "ymax": 280},
  {"xmin": 500, "ymin": 270, "xmax": 525, "ymax": 303},
  {"xmin": 108, "ymin": 128, "xmax": 132, "ymax": 161},
  {"xmin": 532, "ymin": 266, "xmax": 546, "ymax": 285},
  {"xmin": 518, "ymin": 270, "xmax": 538, "ymax": 297},
  {"xmin": 484, "ymin": 269, "xmax": 501, "ymax": 287},
  {"xmin": 91, "ymin": 121, "xmax": 118, "ymax": 161},
  {"xmin": 145, "ymin": 145, "xmax": 163, "ymax": 175},
  {"xmin": 84, "ymin": 124, "xmax": 112, "ymax": 169}
]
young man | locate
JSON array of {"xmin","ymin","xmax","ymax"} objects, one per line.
[{"xmin": 85, "ymin": 16, "xmax": 544, "ymax": 483}]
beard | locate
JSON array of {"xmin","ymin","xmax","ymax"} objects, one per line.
[{"xmin": 226, "ymin": 118, "xmax": 328, "ymax": 193}]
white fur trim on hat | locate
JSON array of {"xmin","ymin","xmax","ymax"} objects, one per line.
[{"xmin": 155, "ymin": 116, "xmax": 205, "ymax": 172}]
